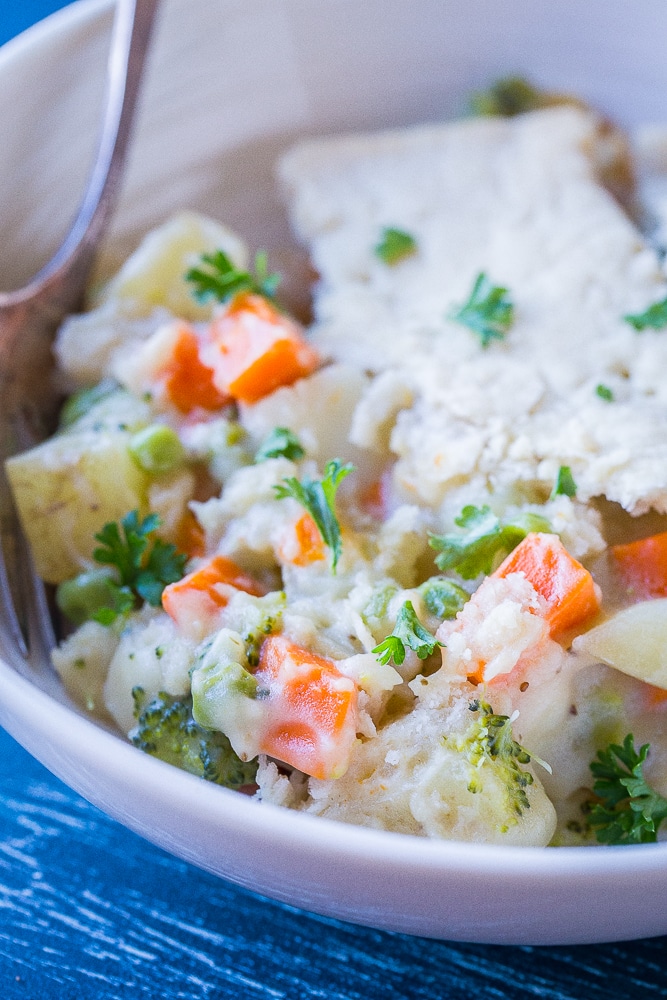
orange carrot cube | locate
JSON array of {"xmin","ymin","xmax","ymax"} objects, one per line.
[
  {"xmin": 204, "ymin": 293, "xmax": 319, "ymax": 404},
  {"xmin": 494, "ymin": 532, "xmax": 600, "ymax": 638},
  {"xmin": 256, "ymin": 634, "xmax": 358, "ymax": 780},
  {"xmin": 174, "ymin": 509, "xmax": 206, "ymax": 559},
  {"xmin": 162, "ymin": 554, "xmax": 265, "ymax": 637},
  {"xmin": 642, "ymin": 681, "xmax": 667, "ymax": 711},
  {"xmin": 162, "ymin": 322, "xmax": 229, "ymax": 413},
  {"xmin": 277, "ymin": 513, "xmax": 326, "ymax": 566},
  {"xmin": 611, "ymin": 531, "xmax": 667, "ymax": 599}
]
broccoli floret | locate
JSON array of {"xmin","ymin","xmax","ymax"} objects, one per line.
[
  {"xmin": 131, "ymin": 688, "xmax": 257, "ymax": 790},
  {"xmin": 450, "ymin": 699, "xmax": 546, "ymax": 824}
]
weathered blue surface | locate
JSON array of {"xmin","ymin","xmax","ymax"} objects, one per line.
[
  {"xmin": 0, "ymin": 0, "xmax": 69, "ymax": 45},
  {"xmin": 3, "ymin": 4, "xmax": 667, "ymax": 996},
  {"xmin": 2, "ymin": 723, "xmax": 667, "ymax": 999}
]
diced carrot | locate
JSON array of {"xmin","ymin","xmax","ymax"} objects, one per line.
[
  {"xmin": 642, "ymin": 681, "xmax": 667, "ymax": 711},
  {"xmin": 162, "ymin": 554, "xmax": 265, "ymax": 637},
  {"xmin": 360, "ymin": 478, "xmax": 384, "ymax": 518},
  {"xmin": 466, "ymin": 662, "xmax": 486, "ymax": 687},
  {"xmin": 494, "ymin": 532, "xmax": 600, "ymax": 638},
  {"xmin": 162, "ymin": 322, "xmax": 230, "ymax": 413},
  {"xmin": 174, "ymin": 509, "xmax": 206, "ymax": 559},
  {"xmin": 204, "ymin": 292, "xmax": 320, "ymax": 403},
  {"xmin": 256, "ymin": 634, "xmax": 358, "ymax": 780},
  {"xmin": 611, "ymin": 531, "xmax": 667, "ymax": 599},
  {"xmin": 277, "ymin": 513, "xmax": 326, "ymax": 566},
  {"xmin": 358, "ymin": 470, "xmax": 394, "ymax": 521}
]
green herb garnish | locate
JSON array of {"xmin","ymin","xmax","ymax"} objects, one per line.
[
  {"xmin": 372, "ymin": 600, "xmax": 442, "ymax": 666},
  {"xmin": 587, "ymin": 735, "xmax": 667, "ymax": 845},
  {"xmin": 551, "ymin": 465, "xmax": 577, "ymax": 499},
  {"xmin": 274, "ymin": 459, "xmax": 354, "ymax": 571},
  {"xmin": 255, "ymin": 427, "xmax": 305, "ymax": 463},
  {"xmin": 470, "ymin": 76, "xmax": 550, "ymax": 117},
  {"xmin": 449, "ymin": 272, "xmax": 514, "ymax": 348},
  {"xmin": 429, "ymin": 505, "xmax": 551, "ymax": 580},
  {"xmin": 624, "ymin": 297, "xmax": 667, "ymax": 331},
  {"xmin": 374, "ymin": 227, "xmax": 418, "ymax": 266},
  {"xmin": 186, "ymin": 249, "xmax": 280, "ymax": 304},
  {"xmin": 92, "ymin": 510, "xmax": 187, "ymax": 623},
  {"xmin": 595, "ymin": 383, "xmax": 614, "ymax": 402}
]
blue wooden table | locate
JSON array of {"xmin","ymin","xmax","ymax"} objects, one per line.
[
  {"xmin": 3, "ymin": 5, "xmax": 667, "ymax": 997},
  {"xmin": 4, "ymin": 724, "xmax": 667, "ymax": 998}
]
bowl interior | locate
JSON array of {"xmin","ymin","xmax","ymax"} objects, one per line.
[
  {"xmin": 2, "ymin": 0, "xmax": 667, "ymax": 946},
  {"xmin": 2, "ymin": 0, "xmax": 667, "ymax": 293}
]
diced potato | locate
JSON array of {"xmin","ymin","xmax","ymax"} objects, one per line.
[
  {"xmin": 147, "ymin": 468, "xmax": 196, "ymax": 542},
  {"xmin": 6, "ymin": 430, "xmax": 149, "ymax": 583},
  {"xmin": 104, "ymin": 613, "xmax": 196, "ymax": 734},
  {"xmin": 574, "ymin": 599, "xmax": 667, "ymax": 689},
  {"xmin": 95, "ymin": 211, "xmax": 248, "ymax": 322},
  {"xmin": 54, "ymin": 305, "xmax": 168, "ymax": 389},
  {"xmin": 65, "ymin": 387, "xmax": 152, "ymax": 435},
  {"xmin": 239, "ymin": 362, "xmax": 384, "ymax": 494},
  {"xmin": 51, "ymin": 620, "xmax": 120, "ymax": 715},
  {"xmin": 239, "ymin": 363, "xmax": 370, "ymax": 468}
]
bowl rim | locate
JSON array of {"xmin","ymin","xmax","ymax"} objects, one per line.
[
  {"xmin": 0, "ymin": 0, "xmax": 110, "ymax": 65},
  {"xmin": 1, "ymin": 652, "xmax": 666, "ymax": 882}
]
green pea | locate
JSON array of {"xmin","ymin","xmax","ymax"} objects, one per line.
[
  {"xmin": 56, "ymin": 568, "xmax": 118, "ymax": 626},
  {"xmin": 225, "ymin": 422, "xmax": 246, "ymax": 446},
  {"xmin": 419, "ymin": 577, "xmax": 469, "ymax": 620},
  {"xmin": 129, "ymin": 424, "xmax": 186, "ymax": 475}
]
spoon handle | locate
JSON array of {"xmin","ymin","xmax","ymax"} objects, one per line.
[{"xmin": 0, "ymin": 0, "xmax": 160, "ymax": 418}]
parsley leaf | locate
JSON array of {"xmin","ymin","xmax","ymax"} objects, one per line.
[
  {"xmin": 255, "ymin": 427, "xmax": 305, "ymax": 463},
  {"xmin": 93, "ymin": 510, "xmax": 187, "ymax": 622},
  {"xmin": 372, "ymin": 600, "xmax": 442, "ymax": 666},
  {"xmin": 595, "ymin": 383, "xmax": 614, "ymax": 402},
  {"xmin": 92, "ymin": 586, "xmax": 135, "ymax": 625},
  {"xmin": 624, "ymin": 297, "xmax": 667, "ymax": 332},
  {"xmin": 587, "ymin": 735, "xmax": 667, "ymax": 845},
  {"xmin": 374, "ymin": 227, "xmax": 418, "ymax": 265},
  {"xmin": 551, "ymin": 465, "xmax": 577, "ymax": 499},
  {"xmin": 93, "ymin": 511, "xmax": 159, "ymax": 583},
  {"xmin": 274, "ymin": 459, "xmax": 354, "ymax": 571},
  {"xmin": 429, "ymin": 505, "xmax": 551, "ymax": 580},
  {"xmin": 137, "ymin": 539, "xmax": 187, "ymax": 605},
  {"xmin": 372, "ymin": 634, "xmax": 405, "ymax": 666},
  {"xmin": 449, "ymin": 272, "xmax": 514, "ymax": 348},
  {"xmin": 186, "ymin": 249, "xmax": 281, "ymax": 304}
]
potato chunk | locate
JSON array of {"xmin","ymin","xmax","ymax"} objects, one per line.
[
  {"xmin": 95, "ymin": 211, "xmax": 248, "ymax": 322},
  {"xmin": 6, "ymin": 430, "xmax": 148, "ymax": 583},
  {"xmin": 574, "ymin": 599, "xmax": 667, "ymax": 689}
]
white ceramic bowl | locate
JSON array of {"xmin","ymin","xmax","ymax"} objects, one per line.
[{"xmin": 2, "ymin": 0, "xmax": 667, "ymax": 946}]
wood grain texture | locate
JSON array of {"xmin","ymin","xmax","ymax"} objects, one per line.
[{"xmin": 0, "ymin": 726, "xmax": 666, "ymax": 1000}]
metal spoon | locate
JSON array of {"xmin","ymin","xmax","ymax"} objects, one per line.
[{"xmin": 0, "ymin": 0, "xmax": 160, "ymax": 667}]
